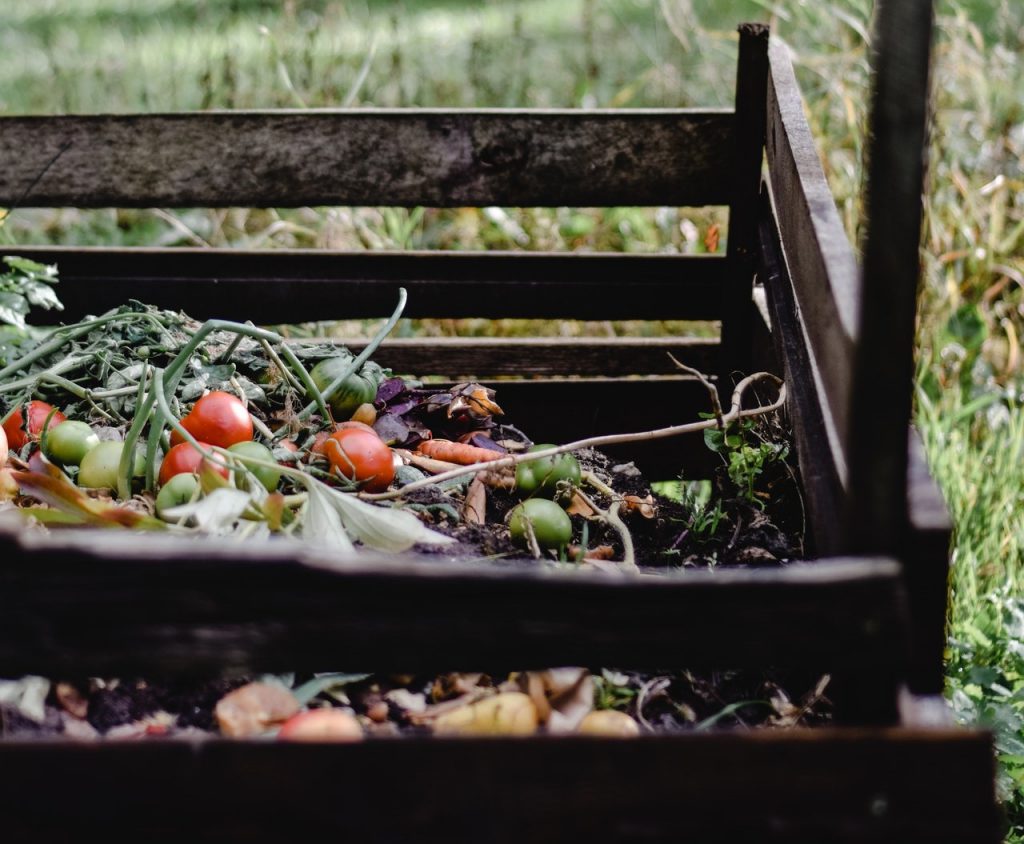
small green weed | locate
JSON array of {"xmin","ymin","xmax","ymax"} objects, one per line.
[{"xmin": 704, "ymin": 418, "xmax": 789, "ymax": 506}]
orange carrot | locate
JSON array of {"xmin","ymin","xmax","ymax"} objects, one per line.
[{"xmin": 417, "ymin": 439, "xmax": 504, "ymax": 465}]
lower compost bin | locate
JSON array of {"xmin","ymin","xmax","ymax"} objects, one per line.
[{"xmin": 0, "ymin": 7, "xmax": 1001, "ymax": 843}]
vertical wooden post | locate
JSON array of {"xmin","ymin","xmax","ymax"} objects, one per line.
[
  {"xmin": 847, "ymin": 1, "xmax": 940, "ymax": 691},
  {"xmin": 847, "ymin": 0, "xmax": 934, "ymax": 551},
  {"xmin": 720, "ymin": 23, "xmax": 769, "ymax": 396}
]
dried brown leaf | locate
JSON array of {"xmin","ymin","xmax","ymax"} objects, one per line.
[
  {"xmin": 445, "ymin": 383, "xmax": 504, "ymax": 419},
  {"xmin": 55, "ymin": 682, "xmax": 88, "ymax": 720},
  {"xmin": 462, "ymin": 476, "xmax": 487, "ymax": 525},
  {"xmin": 622, "ymin": 494, "xmax": 656, "ymax": 519},
  {"xmin": 566, "ymin": 491, "xmax": 597, "ymax": 518}
]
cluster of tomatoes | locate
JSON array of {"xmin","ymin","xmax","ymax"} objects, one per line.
[{"xmin": 2, "ymin": 387, "xmax": 397, "ymax": 518}]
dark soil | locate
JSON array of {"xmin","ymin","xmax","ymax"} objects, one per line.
[
  {"xmin": 1, "ymin": 413, "xmax": 819, "ymax": 742},
  {"xmin": 1, "ymin": 666, "xmax": 831, "ymax": 741}
]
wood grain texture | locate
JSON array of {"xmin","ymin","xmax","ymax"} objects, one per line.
[
  {"xmin": 0, "ymin": 109, "xmax": 734, "ymax": 208},
  {"xmin": 901, "ymin": 430, "xmax": 952, "ymax": 694},
  {"xmin": 0, "ymin": 527, "xmax": 907, "ymax": 681},
  {"xmin": 10, "ymin": 247, "xmax": 729, "ymax": 322},
  {"xmin": 847, "ymin": 0, "xmax": 935, "ymax": 553},
  {"xmin": 766, "ymin": 41, "xmax": 860, "ymax": 463},
  {"xmin": 720, "ymin": 23, "xmax": 770, "ymax": 391},
  {"xmin": 0, "ymin": 729, "xmax": 999, "ymax": 843},
  {"xmin": 339, "ymin": 336, "xmax": 719, "ymax": 377},
  {"xmin": 757, "ymin": 189, "xmax": 846, "ymax": 556},
  {"xmin": 436, "ymin": 376, "xmax": 721, "ymax": 477}
]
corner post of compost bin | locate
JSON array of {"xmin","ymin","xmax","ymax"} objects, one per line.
[
  {"xmin": 846, "ymin": 1, "xmax": 942, "ymax": 690},
  {"xmin": 719, "ymin": 22, "xmax": 770, "ymax": 398}
]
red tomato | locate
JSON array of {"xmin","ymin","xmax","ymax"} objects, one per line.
[
  {"xmin": 158, "ymin": 441, "xmax": 229, "ymax": 485},
  {"xmin": 2, "ymin": 400, "xmax": 67, "ymax": 451},
  {"xmin": 311, "ymin": 421, "xmax": 377, "ymax": 456},
  {"xmin": 324, "ymin": 428, "xmax": 395, "ymax": 493},
  {"xmin": 171, "ymin": 391, "xmax": 253, "ymax": 450}
]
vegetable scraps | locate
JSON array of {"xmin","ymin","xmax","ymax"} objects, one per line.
[{"xmin": 0, "ymin": 263, "xmax": 454, "ymax": 554}]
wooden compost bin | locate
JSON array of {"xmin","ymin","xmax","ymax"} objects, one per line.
[{"xmin": 0, "ymin": 7, "xmax": 1001, "ymax": 843}]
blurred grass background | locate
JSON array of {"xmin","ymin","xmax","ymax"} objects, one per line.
[{"xmin": 1, "ymin": 0, "xmax": 1023, "ymax": 834}]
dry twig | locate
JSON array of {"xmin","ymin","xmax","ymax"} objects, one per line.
[{"xmin": 364, "ymin": 371, "xmax": 785, "ymax": 502}]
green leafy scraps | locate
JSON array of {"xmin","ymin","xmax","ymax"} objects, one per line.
[{"xmin": 0, "ymin": 256, "xmax": 62, "ymax": 331}]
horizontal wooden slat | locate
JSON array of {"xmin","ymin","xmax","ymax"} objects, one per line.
[
  {"xmin": 473, "ymin": 376, "xmax": 720, "ymax": 477},
  {"xmin": 766, "ymin": 42, "xmax": 859, "ymax": 463},
  {"xmin": 10, "ymin": 247, "xmax": 729, "ymax": 321},
  {"xmin": 339, "ymin": 336, "xmax": 718, "ymax": 377},
  {"xmin": 0, "ymin": 730, "xmax": 998, "ymax": 843},
  {"xmin": 0, "ymin": 109, "xmax": 734, "ymax": 208},
  {"xmin": 0, "ymin": 527, "xmax": 907, "ymax": 679}
]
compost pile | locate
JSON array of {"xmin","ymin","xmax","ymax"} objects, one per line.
[
  {"xmin": 0, "ymin": 258, "xmax": 818, "ymax": 742},
  {"xmin": 0, "ymin": 259, "xmax": 799, "ymax": 569},
  {"xmin": 0, "ymin": 668, "xmax": 831, "ymax": 742}
]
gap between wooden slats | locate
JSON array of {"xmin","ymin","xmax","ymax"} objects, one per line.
[{"xmin": 10, "ymin": 248, "xmax": 729, "ymax": 322}]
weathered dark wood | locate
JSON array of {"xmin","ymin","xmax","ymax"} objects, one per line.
[
  {"xmin": 766, "ymin": 40, "xmax": 860, "ymax": 463},
  {"xmin": 847, "ymin": 1, "xmax": 936, "ymax": 554},
  {"xmin": 11, "ymin": 247, "xmax": 728, "ymax": 322},
  {"xmin": 0, "ymin": 730, "xmax": 999, "ymax": 843},
  {"xmin": 0, "ymin": 110, "xmax": 734, "ymax": 208},
  {"xmin": 902, "ymin": 430, "xmax": 952, "ymax": 694},
  {"xmin": 340, "ymin": 336, "xmax": 719, "ymax": 377},
  {"xmin": 0, "ymin": 527, "xmax": 905, "ymax": 681},
  {"xmin": 348, "ymin": 375, "xmax": 708, "ymax": 475},
  {"xmin": 757, "ymin": 188, "xmax": 845, "ymax": 556},
  {"xmin": 470, "ymin": 377, "xmax": 719, "ymax": 477},
  {"xmin": 748, "ymin": 288, "xmax": 781, "ymax": 377},
  {"xmin": 719, "ymin": 23, "xmax": 769, "ymax": 392}
]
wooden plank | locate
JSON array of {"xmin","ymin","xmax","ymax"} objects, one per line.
[
  {"xmin": 10, "ymin": 247, "xmax": 729, "ymax": 322},
  {"xmin": 901, "ymin": 430, "xmax": 952, "ymax": 695},
  {"xmin": 0, "ymin": 533, "xmax": 907, "ymax": 680},
  {"xmin": 766, "ymin": 40, "xmax": 860, "ymax": 463},
  {"xmin": 0, "ymin": 729, "xmax": 999, "ymax": 843},
  {"xmin": 338, "ymin": 336, "xmax": 720, "ymax": 378},
  {"xmin": 847, "ymin": 0, "xmax": 936, "ymax": 554},
  {"xmin": 757, "ymin": 189, "xmax": 846, "ymax": 555},
  {"xmin": 719, "ymin": 23, "xmax": 770, "ymax": 391},
  {"xmin": 472, "ymin": 377, "xmax": 720, "ymax": 478},
  {"xmin": 0, "ymin": 109, "xmax": 734, "ymax": 208}
]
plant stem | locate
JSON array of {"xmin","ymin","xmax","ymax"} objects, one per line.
[
  {"xmin": 366, "ymin": 372, "xmax": 786, "ymax": 501},
  {"xmin": 291, "ymin": 287, "xmax": 408, "ymax": 422},
  {"xmin": 119, "ymin": 366, "xmax": 158, "ymax": 501},
  {"xmin": 0, "ymin": 312, "xmax": 171, "ymax": 382}
]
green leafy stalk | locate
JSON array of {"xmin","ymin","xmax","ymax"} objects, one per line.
[
  {"xmin": 292, "ymin": 287, "xmax": 407, "ymax": 423},
  {"xmin": 162, "ymin": 319, "xmax": 330, "ymax": 421},
  {"xmin": 118, "ymin": 364, "xmax": 158, "ymax": 501}
]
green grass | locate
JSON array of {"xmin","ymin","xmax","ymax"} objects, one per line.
[{"xmin": 1, "ymin": 0, "xmax": 1023, "ymax": 835}]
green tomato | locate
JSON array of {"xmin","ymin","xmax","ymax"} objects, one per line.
[
  {"xmin": 78, "ymin": 440, "xmax": 144, "ymax": 491},
  {"xmin": 310, "ymin": 357, "xmax": 384, "ymax": 420},
  {"xmin": 509, "ymin": 499, "xmax": 573, "ymax": 551},
  {"xmin": 156, "ymin": 472, "xmax": 201, "ymax": 519},
  {"xmin": 514, "ymin": 444, "xmax": 581, "ymax": 505},
  {"xmin": 43, "ymin": 420, "xmax": 100, "ymax": 466},
  {"xmin": 228, "ymin": 441, "xmax": 281, "ymax": 492}
]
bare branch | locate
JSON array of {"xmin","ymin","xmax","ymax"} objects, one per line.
[{"xmin": 363, "ymin": 371, "xmax": 786, "ymax": 502}]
